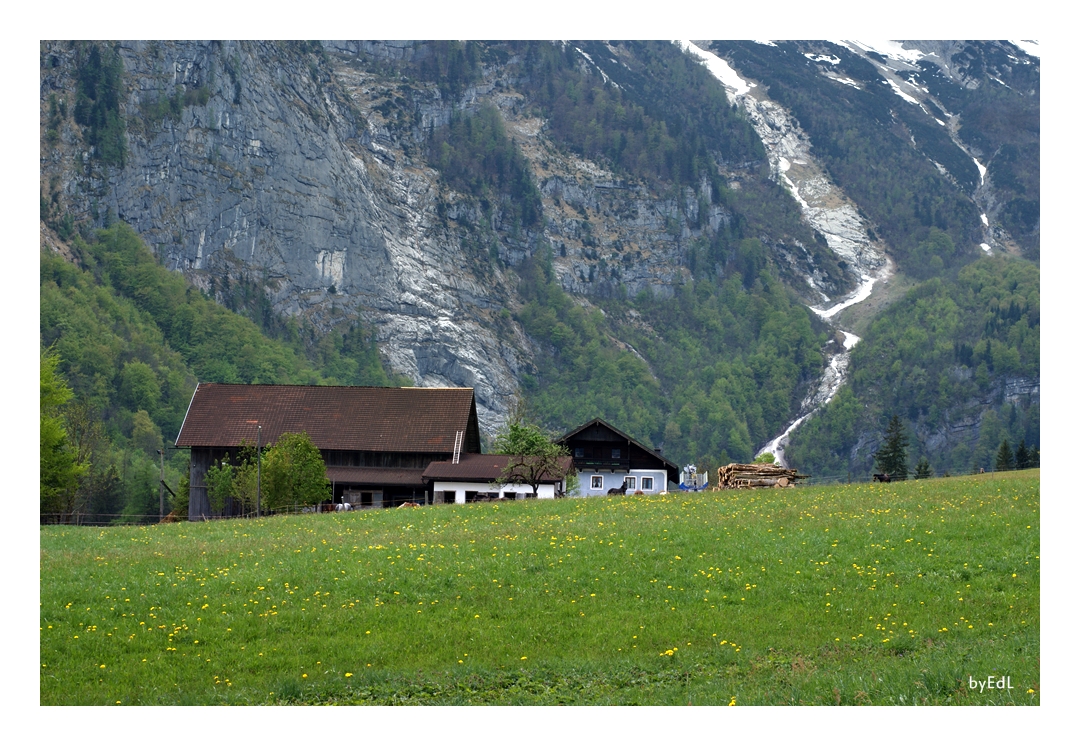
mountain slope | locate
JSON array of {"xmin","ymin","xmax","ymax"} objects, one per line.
[{"xmin": 39, "ymin": 40, "xmax": 1039, "ymax": 475}]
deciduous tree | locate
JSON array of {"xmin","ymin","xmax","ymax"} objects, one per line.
[
  {"xmin": 493, "ymin": 419, "xmax": 571, "ymax": 496},
  {"xmin": 262, "ymin": 432, "xmax": 329, "ymax": 511},
  {"xmin": 40, "ymin": 349, "xmax": 86, "ymax": 519}
]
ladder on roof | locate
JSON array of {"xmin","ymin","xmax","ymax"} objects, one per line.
[{"xmin": 452, "ymin": 430, "xmax": 464, "ymax": 464}]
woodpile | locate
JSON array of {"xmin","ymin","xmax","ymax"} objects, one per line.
[{"xmin": 714, "ymin": 463, "xmax": 810, "ymax": 489}]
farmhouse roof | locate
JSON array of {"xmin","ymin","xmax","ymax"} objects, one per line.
[
  {"xmin": 422, "ymin": 453, "xmax": 573, "ymax": 483},
  {"xmin": 175, "ymin": 383, "xmax": 480, "ymax": 453}
]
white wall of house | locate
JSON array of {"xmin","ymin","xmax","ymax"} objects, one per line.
[
  {"xmin": 431, "ymin": 480, "xmax": 560, "ymax": 503},
  {"xmin": 576, "ymin": 469, "xmax": 667, "ymax": 496}
]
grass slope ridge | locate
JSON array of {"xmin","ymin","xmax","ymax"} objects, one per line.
[{"xmin": 41, "ymin": 471, "xmax": 1039, "ymax": 705}]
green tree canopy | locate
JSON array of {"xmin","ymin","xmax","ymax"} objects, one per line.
[
  {"xmin": 493, "ymin": 419, "xmax": 571, "ymax": 496},
  {"xmin": 262, "ymin": 432, "xmax": 329, "ymax": 511},
  {"xmin": 1015, "ymin": 439, "xmax": 1031, "ymax": 470},
  {"xmin": 873, "ymin": 414, "xmax": 909, "ymax": 480},
  {"xmin": 995, "ymin": 439, "xmax": 1015, "ymax": 472},
  {"xmin": 41, "ymin": 349, "xmax": 86, "ymax": 518},
  {"xmin": 914, "ymin": 456, "xmax": 933, "ymax": 480}
]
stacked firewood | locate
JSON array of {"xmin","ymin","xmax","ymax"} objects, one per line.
[{"xmin": 714, "ymin": 463, "xmax": 810, "ymax": 489}]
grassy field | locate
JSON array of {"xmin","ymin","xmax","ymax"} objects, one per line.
[{"xmin": 39, "ymin": 470, "xmax": 1039, "ymax": 705}]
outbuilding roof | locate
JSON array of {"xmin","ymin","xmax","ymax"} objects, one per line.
[
  {"xmin": 422, "ymin": 453, "xmax": 573, "ymax": 483},
  {"xmin": 175, "ymin": 383, "xmax": 481, "ymax": 453}
]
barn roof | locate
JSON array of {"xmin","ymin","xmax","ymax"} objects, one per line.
[
  {"xmin": 175, "ymin": 383, "xmax": 480, "ymax": 453},
  {"xmin": 326, "ymin": 466, "xmax": 426, "ymax": 487}
]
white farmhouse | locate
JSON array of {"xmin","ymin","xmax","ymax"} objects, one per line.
[{"xmin": 557, "ymin": 418, "xmax": 679, "ymax": 496}]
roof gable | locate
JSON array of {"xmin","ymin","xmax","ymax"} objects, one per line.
[
  {"xmin": 557, "ymin": 418, "xmax": 679, "ymax": 476},
  {"xmin": 175, "ymin": 384, "xmax": 480, "ymax": 453}
]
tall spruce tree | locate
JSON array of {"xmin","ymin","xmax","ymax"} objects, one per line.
[
  {"xmin": 1014, "ymin": 439, "xmax": 1030, "ymax": 470},
  {"xmin": 995, "ymin": 439, "xmax": 1016, "ymax": 471},
  {"xmin": 873, "ymin": 415, "xmax": 909, "ymax": 480}
]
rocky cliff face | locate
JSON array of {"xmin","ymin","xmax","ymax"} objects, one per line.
[
  {"xmin": 40, "ymin": 40, "xmax": 1038, "ymax": 470},
  {"xmin": 40, "ymin": 40, "xmax": 839, "ymax": 437},
  {"xmin": 41, "ymin": 40, "xmax": 530, "ymax": 432}
]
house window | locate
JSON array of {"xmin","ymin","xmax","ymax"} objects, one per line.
[
  {"xmin": 574, "ymin": 447, "xmax": 584, "ymax": 458},
  {"xmin": 591, "ymin": 475, "xmax": 604, "ymax": 490},
  {"xmin": 641, "ymin": 477, "xmax": 654, "ymax": 491},
  {"xmin": 612, "ymin": 448, "xmax": 621, "ymax": 459},
  {"xmin": 624, "ymin": 476, "xmax": 636, "ymax": 490}
]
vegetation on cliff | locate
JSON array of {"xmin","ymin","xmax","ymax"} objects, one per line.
[
  {"xmin": 40, "ymin": 223, "xmax": 404, "ymax": 522},
  {"xmin": 785, "ymin": 255, "xmax": 1039, "ymax": 477},
  {"xmin": 515, "ymin": 243, "xmax": 826, "ymax": 467}
]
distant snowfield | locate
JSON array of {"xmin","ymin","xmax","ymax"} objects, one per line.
[
  {"xmin": 835, "ymin": 40, "xmax": 926, "ymax": 64},
  {"xmin": 1009, "ymin": 40, "xmax": 1040, "ymax": 58},
  {"xmin": 675, "ymin": 40, "xmax": 753, "ymax": 95}
]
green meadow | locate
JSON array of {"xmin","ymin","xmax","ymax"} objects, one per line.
[{"xmin": 40, "ymin": 471, "xmax": 1039, "ymax": 705}]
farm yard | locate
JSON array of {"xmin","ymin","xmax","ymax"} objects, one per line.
[{"xmin": 39, "ymin": 471, "xmax": 1039, "ymax": 705}]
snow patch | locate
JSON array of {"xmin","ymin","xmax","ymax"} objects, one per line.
[
  {"xmin": 981, "ymin": 213, "xmax": 989, "ymax": 227},
  {"xmin": 576, "ymin": 48, "xmax": 615, "ymax": 87},
  {"xmin": 675, "ymin": 40, "xmax": 753, "ymax": 96},
  {"xmin": 973, "ymin": 157, "xmax": 986, "ymax": 184},
  {"xmin": 756, "ymin": 340, "xmax": 855, "ymax": 466},
  {"xmin": 752, "ymin": 40, "xmax": 777, "ymax": 47},
  {"xmin": 885, "ymin": 77, "xmax": 920, "ymax": 105},
  {"xmin": 846, "ymin": 40, "xmax": 926, "ymax": 64},
  {"xmin": 841, "ymin": 331, "xmax": 860, "ymax": 350},
  {"xmin": 805, "ymin": 53, "xmax": 840, "ymax": 64},
  {"xmin": 1009, "ymin": 40, "xmax": 1040, "ymax": 59},
  {"xmin": 811, "ymin": 273, "xmax": 877, "ymax": 319},
  {"xmin": 832, "ymin": 76, "xmax": 861, "ymax": 89},
  {"xmin": 980, "ymin": 243, "xmax": 993, "ymax": 254}
]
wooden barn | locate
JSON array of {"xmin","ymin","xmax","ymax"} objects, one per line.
[
  {"xmin": 557, "ymin": 418, "xmax": 679, "ymax": 496},
  {"xmin": 174, "ymin": 383, "xmax": 481, "ymax": 518}
]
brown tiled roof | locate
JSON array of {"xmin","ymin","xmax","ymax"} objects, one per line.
[
  {"xmin": 422, "ymin": 453, "xmax": 573, "ymax": 483},
  {"xmin": 326, "ymin": 466, "xmax": 426, "ymax": 487},
  {"xmin": 175, "ymin": 384, "xmax": 479, "ymax": 452}
]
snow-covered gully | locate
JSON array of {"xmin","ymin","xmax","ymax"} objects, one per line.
[{"xmin": 677, "ymin": 41, "xmax": 892, "ymax": 466}]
